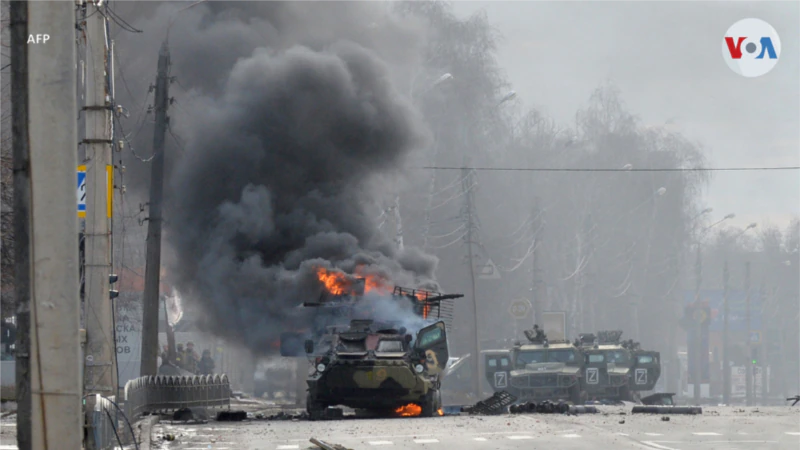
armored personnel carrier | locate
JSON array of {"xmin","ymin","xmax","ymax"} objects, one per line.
[
  {"xmin": 484, "ymin": 326, "xmax": 586, "ymax": 404},
  {"xmin": 279, "ymin": 276, "xmax": 461, "ymax": 420},
  {"xmin": 576, "ymin": 330, "xmax": 661, "ymax": 402},
  {"xmin": 303, "ymin": 318, "xmax": 448, "ymax": 419}
]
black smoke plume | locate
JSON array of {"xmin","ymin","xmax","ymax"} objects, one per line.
[{"xmin": 159, "ymin": 4, "xmax": 439, "ymax": 352}]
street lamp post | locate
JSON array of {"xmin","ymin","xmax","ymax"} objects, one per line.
[
  {"xmin": 468, "ymin": 90, "xmax": 517, "ymax": 400},
  {"xmin": 723, "ymin": 222, "xmax": 757, "ymax": 405},
  {"xmin": 631, "ymin": 186, "xmax": 667, "ymax": 342},
  {"xmin": 692, "ymin": 212, "xmax": 734, "ymax": 404}
]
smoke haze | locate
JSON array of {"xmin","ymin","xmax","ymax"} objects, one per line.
[{"xmin": 111, "ymin": 2, "xmax": 442, "ymax": 352}]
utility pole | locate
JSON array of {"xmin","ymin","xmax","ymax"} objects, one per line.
[
  {"xmin": 140, "ymin": 43, "xmax": 171, "ymax": 376},
  {"xmin": 760, "ymin": 281, "xmax": 769, "ymax": 404},
  {"xmin": 692, "ymin": 245, "xmax": 702, "ymax": 403},
  {"xmin": 461, "ymin": 166, "xmax": 480, "ymax": 398},
  {"xmin": 722, "ymin": 260, "xmax": 730, "ymax": 405},
  {"xmin": 531, "ymin": 199, "xmax": 545, "ymax": 326},
  {"xmin": 13, "ymin": 1, "xmax": 82, "ymax": 448},
  {"xmin": 83, "ymin": 0, "xmax": 117, "ymax": 404},
  {"xmin": 744, "ymin": 261, "xmax": 752, "ymax": 406}
]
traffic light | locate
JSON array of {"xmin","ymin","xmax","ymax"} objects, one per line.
[
  {"xmin": 109, "ymin": 273, "xmax": 119, "ymax": 299},
  {"xmin": 751, "ymin": 346, "xmax": 759, "ymax": 365}
]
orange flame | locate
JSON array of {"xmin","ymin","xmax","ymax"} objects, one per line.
[
  {"xmin": 436, "ymin": 408, "xmax": 443, "ymax": 416},
  {"xmin": 316, "ymin": 268, "xmax": 351, "ymax": 295},
  {"xmin": 355, "ymin": 266, "xmax": 392, "ymax": 295},
  {"xmin": 414, "ymin": 292, "xmax": 431, "ymax": 319},
  {"xmin": 394, "ymin": 403, "xmax": 422, "ymax": 417}
]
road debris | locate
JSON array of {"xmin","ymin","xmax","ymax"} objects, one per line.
[
  {"xmin": 641, "ymin": 393, "xmax": 676, "ymax": 406},
  {"xmin": 310, "ymin": 437, "xmax": 353, "ymax": 450},
  {"xmin": 462, "ymin": 391, "xmax": 517, "ymax": 415},
  {"xmin": 631, "ymin": 405, "xmax": 702, "ymax": 415},
  {"xmin": 255, "ymin": 411, "xmax": 309, "ymax": 421},
  {"xmin": 508, "ymin": 401, "xmax": 597, "ymax": 415},
  {"xmin": 172, "ymin": 407, "xmax": 209, "ymax": 422},
  {"xmin": 217, "ymin": 410, "xmax": 248, "ymax": 421},
  {"xmin": 787, "ymin": 396, "xmax": 800, "ymax": 406}
]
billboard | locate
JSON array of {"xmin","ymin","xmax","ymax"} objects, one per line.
[{"xmin": 683, "ymin": 290, "xmax": 761, "ymax": 332}]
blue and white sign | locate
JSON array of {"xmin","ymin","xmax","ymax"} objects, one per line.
[
  {"xmin": 77, "ymin": 165, "xmax": 86, "ymax": 218},
  {"xmin": 683, "ymin": 290, "xmax": 761, "ymax": 332}
]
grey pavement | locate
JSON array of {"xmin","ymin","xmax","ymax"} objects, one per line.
[
  {"xmin": 149, "ymin": 406, "xmax": 800, "ymax": 450},
  {"xmin": 0, "ymin": 413, "xmax": 16, "ymax": 450}
]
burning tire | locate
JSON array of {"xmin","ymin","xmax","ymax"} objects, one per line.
[{"xmin": 420, "ymin": 390, "xmax": 441, "ymax": 417}]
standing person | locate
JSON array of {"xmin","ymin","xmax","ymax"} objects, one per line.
[
  {"xmin": 184, "ymin": 341, "xmax": 199, "ymax": 374},
  {"xmin": 198, "ymin": 349, "xmax": 215, "ymax": 375},
  {"xmin": 175, "ymin": 343, "xmax": 185, "ymax": 370},
  {"xmin": 160, "ymin": 344, "xmax": 170, "ymax": 364}
]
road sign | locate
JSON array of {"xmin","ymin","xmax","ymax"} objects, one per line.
[
  {"xmin": 77, "ymin": 165, "xmax": 113, "ymax": 218},
  {"xmin": 692, "ymin": 307, "xmax": 707, "ymax": 324},
  {"xmin": 509, "ymin": 299, "xmax": 531, "ymax": 319},
  {"xmin": 749, "ymin": 331, "xmax": 761, "ymax": 344},
  {"xmin": 477, "ymin": 258, "xmax": 501, "ymax": 280},
  {"xmin": 77, "ymin": 166, "xmax": 86, "ymax": 217}
]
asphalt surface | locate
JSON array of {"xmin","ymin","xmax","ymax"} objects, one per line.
[
  {"xmin": 0, "ymin": 416, "xmax": 16, "ymax": 450},
  {"xmin": 149, "ymin": 406, "xmax": 800, "ymax": 450}
]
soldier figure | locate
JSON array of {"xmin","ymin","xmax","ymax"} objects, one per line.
[
  {"xmin": 184, "ymin": 341, "xmax": 199, "ymax": 374},
  {"xmin": 175, "ymin": 343, "xmax": 185, "ymax": 369},
  {"xmin": 198, "ymin": 349, "xmax": 215, "ymax": 375}
]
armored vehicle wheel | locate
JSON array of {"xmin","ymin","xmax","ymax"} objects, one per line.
[
  {"xmin": 306, "ymin": 394, "xmax": 327, "ymax": 421},
  {"xmin": 420, "ymin": 390, "xmax": 440, "ymax": 417}
]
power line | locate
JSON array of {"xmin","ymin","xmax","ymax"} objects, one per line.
[{"xmin": 420, "ymin": 165, "xmax": 800, "ymax": 172}]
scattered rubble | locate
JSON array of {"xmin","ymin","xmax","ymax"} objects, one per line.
[
  {"xmin": 172, "ymin": 407, "xmax": 209, "ymax": 422},
  {"xmin": 254, "ymin": 411, "xmax": 309, "ymax": 421},
  {"xmin": 631, "ymin": 405, "xmax": 702, "ymax": 415},
  {"xmin": 641, "ymin": 393, "xmax": 676, "ymax": 406},
  {"xmin": 508, "ymin": 401, "xmax": 597, "ymax": 415},
  {"xmin": 217, "ymin": 410, "xmax": 248, "ymax": 421},
  {"xmin": 310, "ymin": 438, "xmax": 353, "ymax": 450},
  {"xmin": 462, "ymin": 391, "xmax": 517, "ymax": 415}
]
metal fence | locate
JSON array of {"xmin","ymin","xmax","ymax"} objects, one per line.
[{"xmin": 123, "ymin": 374, "xmax": 232, "ymax": 421}]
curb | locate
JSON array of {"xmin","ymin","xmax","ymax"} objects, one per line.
[{"xmin": 136, "ymin": 415, "xmax": 160, "ymax": 450}]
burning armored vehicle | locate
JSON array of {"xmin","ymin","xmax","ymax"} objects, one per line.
[
  {"xmin": 484, "ymin": 326, "xmax": 587, "ymax": 404},
  {"xmin": 280, "ymin": 269, "xmax": 461, "ymax": 419},
  {"xmin": 303, "ymin": 317, "xmax": 449, "ymax": 419}
]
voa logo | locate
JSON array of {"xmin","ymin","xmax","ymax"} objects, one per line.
[{"xmin": 722, "ymin": 18, "xmax": 781, "ymax": 77}]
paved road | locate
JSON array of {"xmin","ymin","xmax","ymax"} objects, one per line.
[
  {"xmin": 0, "ymin": 414, "xmax": 16, "ymax": 450},
  {"xmin": 151, "ymin": 406, "xmax": 800, "ymax": 450}
]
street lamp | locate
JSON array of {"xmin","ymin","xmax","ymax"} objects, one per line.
[
  {"xmin": 621, "ymin": 163, "xmax": 633, "ymax": 171},
  {"xmin": 498, "ymin": 90, "xmax": 517, "ymax": 106},
  {"xmin": 723, "ymin": 221, "xmax": 758, "ymax": 405},
  {"xmin": 691, "ymin": 211, "xmax": 734, "ymax": 404}
]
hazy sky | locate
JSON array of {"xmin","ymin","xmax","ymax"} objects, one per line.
[{"xmin": 451, "ymin": 1, "xmax": 799, "ymax": 232}]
